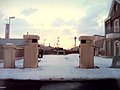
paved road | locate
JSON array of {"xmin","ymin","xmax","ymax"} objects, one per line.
[{"xmin": 0, "ymin": 79, "xmax": 120, "ymax": 90}]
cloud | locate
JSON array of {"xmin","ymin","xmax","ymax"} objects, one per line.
[
  {"xmin": 76, "ymin": 17, "xmax": 102, "ymax": 36},
  {"xmin": 12, "ymin": 18, "xmax": 31, "ymax": 27},
  {"xmin": 0, "ymin": 0, "xmax": 111, "ymax": 48},
  {"xmin": 75, "ymin": 2, "xmax": 109, "ymax": 36},
  {"xmin": 51, "ymin": 18, "xmax": 78, "ymax": 39},
  {"xmin": 52, "ymin": 17, "xmax": 66, "ymax": 27},
  {"xmin": 0, "ymin": 11, "xmax": 4, "ymax": 19},
  {"xmin": 52, "ymin": 18, "xmax": 78, "ymax": 28},
  {"xmin": 72, "ymin": 0, "xmax": 111, "ymax": 36},
  {"xmin": 61, "ymin": 29, "xmax": 73, "ymax": 36},
  {"xmin": 66, "ymin": 20, "xmax": 76, "ymax": 26},
  {"xmin": 21, "ymin": 8, "xmax": 39, "ymax": 16},
  {"xmin": 9, "ymin": 18, "xmax": 32, "ymax": 37},
  {"xmin": 76, "ymin": 17, "xmax": 104, "ymax": 35}
]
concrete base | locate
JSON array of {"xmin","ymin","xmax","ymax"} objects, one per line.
[
  {"xmin": 80, "ymin": 44, "xmax": 94, "ymax": 69},
  {"xmin": 3, "ymin": 45, "xmax": 16, "ymax": 68},
  {"xmin": 111, "ymin": 56, "xmax": 120, "ymax": 68},
  {"xmin": 24, "ymin": 43, "xmax": 38, "ymax": 68}
]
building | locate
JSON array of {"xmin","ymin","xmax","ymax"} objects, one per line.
[
  {"xmin": 94, "ymin": 35, "xmax": 105, "ymax": 56},
  {"xmin": 0, "ymin": 38, "xmax": 24, "ymax": 59},
  {"xmin": 105, "ymin": 0, "xmax": 120, "ymax": 56}
]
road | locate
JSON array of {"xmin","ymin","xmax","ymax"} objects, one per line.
[{"xmin": 0, "ymin": 79, "xmax": 120, "ymax": 90}]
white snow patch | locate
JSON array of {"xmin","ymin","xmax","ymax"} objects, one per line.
[{"xmin": 5, "ymin": 43, "xmax": 15, "ymax": 45}]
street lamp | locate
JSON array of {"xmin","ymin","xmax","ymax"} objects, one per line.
[
  {"xmin": 9, "ymin": 16, "xmax": 15, "ymax": 25},
  {"xmin": 74, "ymin": 36, "xmax": 77, "ymax": 47},
  {"xmin": 5, "ymin": 16, "xmax": 15, "ymax": 39}
]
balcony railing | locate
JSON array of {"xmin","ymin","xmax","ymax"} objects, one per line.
[{"xmin": 106, "ymin": 33, "xmax": 120, "ymax": 39}]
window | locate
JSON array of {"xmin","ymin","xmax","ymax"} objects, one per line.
[
  {"xmin": 81, "ymin": 40, "xmax": 86, "ymax": 44},
  {"xmin": 114, "ymin": 19, "xmax": 120, "ymax": 32},
  {"xmin": 108, "ymin": 41, "xmax": 111, "ymax": 55},
  {"xmin": 114, "ymin": 4, "xmax": 118, "ymax": 12},
  {"xmin": 108, "ymin": 23, "xmax": 110, "ymax": 30},
  {"xmin": 32, "ymin": 39, "xmax": 37, "ymax": 43},
  {"xmin": 107, "ymin": 23, "xmax": 110, "ymax": 33}
]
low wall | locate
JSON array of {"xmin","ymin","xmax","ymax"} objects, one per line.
[
  {"xmin": 0, "ymin": 45, "xmax": 24, "ymax": 59},
  {"xmin": 16, "ymin": 47, "xmax": 24, "ymax": 58}
]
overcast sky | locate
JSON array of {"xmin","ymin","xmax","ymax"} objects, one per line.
[{"xmin": 0, "ymin": 0, "xmax": 112, "ymax": 49}]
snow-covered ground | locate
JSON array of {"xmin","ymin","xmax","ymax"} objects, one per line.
[{"xmin": 0, "ymin": 54, "xmax": 120, "ymax": 80}]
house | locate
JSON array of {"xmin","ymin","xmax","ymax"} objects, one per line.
[{"xmin": 105, "ymin": 0, "xmax": 120, "ymax": 56}]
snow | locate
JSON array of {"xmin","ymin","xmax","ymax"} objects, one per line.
[
  {"xmin": 5, "ymin": 43, "xmax": 15, "ymax": 45},
  {"xmin": 0, "ymin": 54, "xmax": 120, "ymax": 80}
]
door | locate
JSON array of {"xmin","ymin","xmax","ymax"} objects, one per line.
[{"xmin": 114, "ymin": 41, "xmax": 120, "ymax": 56}]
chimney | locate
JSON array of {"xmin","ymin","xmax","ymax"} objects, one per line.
[{"xmin": 5, "ymin": 24, "xmax": 10, "ymax": 39}]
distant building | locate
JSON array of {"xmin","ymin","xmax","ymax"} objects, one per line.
[
  {"xmin": 94, "ymin": 35, "xmax": 105, "ymax": 56},
  {"xmin": 70, "ymin": 46, "xmax": 79, "ymax": 51},
  {"xmin": 57, "ymin": 47, "xmax": 65, "ymax": 55},
  {"xmin": 0, "ymin": 38, "xmax": 24, "ymax": 45},
  {"xmin": 0, "ymin": 38, "xmax": 24, "ymax": 59},
  {"xmin": 105, "ymin": 0, "xmax": 120, "ymax": 56}
]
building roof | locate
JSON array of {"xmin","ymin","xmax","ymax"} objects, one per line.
[
  {"xmin": 104, "ymin": 16, "xmax": 111, "ymax": 22},
  {"xmin": 105, "ymin": 0, "xmax": 120, "ymax": 21},
  {"xmin": 93, "ymin": 34, "xmax": 105, "ymax": 37},
  {"xmin": 116, "ymin": 0, "xmax": 120, "ymax": 3},
  {"xmin": 108, "ymin": 0, "xmax": 120, "ymax": 17},
  {"xmin": 0, "ymin": 39, "xmax": 24, "ymax": 45}
]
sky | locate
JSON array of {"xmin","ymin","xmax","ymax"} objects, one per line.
[{"xmin": 0, "ymin": 0, "xmax": 112, "ymax": 49}]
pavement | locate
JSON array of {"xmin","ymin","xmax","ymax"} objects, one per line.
[{"xmin": 0, "ymin": 79, "xmax": 120, "ymax": 90}]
